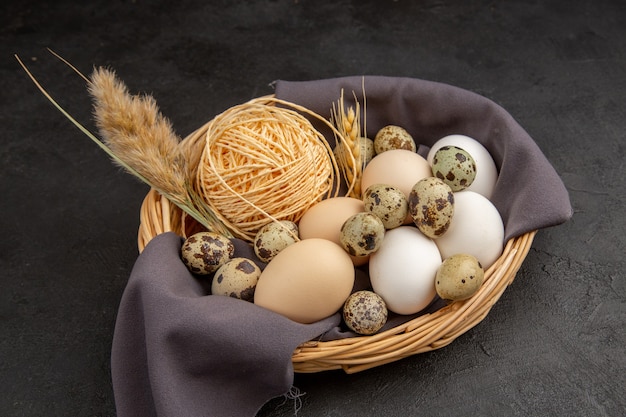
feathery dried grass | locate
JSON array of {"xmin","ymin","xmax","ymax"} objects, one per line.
[
  {"xmin": 17, "ymin": 52, "xmax": 231, "ymax": 237},
  {"xmin": 87, "ymin": 68, "xmax": 231, "ymax": 236},
  {"xmin": 89, "ymin": 68, "xmax": 186, "ymax": 197}
]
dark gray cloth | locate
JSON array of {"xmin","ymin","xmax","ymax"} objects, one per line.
[
  {"xmin": 112, "ymin": 232, "xmax": 338, "ymax": 417},
  {"xmin": 274, "ymin": 76, "xmax": 573, "ymax": 241},
  {"xmin": 111, "ymin": 76, "xmax": 572, "ymax": 417}
]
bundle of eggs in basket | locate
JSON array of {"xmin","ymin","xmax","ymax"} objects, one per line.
[{"xmin": 180, "ymin": 127, "xmax": 505, "ymax": 335}]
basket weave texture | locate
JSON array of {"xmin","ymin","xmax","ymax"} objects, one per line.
[{"xmin": 137, "ymin": 117, "xmax": 536, "ymax": 374}]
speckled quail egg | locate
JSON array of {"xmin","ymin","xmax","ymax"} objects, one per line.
[
  {"xmin": 358, "ymin": 137, "xmax": 376, "ymax": 166},
  {"xmin": 181, "ymin": 232, "xmax": 235, "ymax": 275},
  {"xmin": 374, "ymin": 125, "xmax": 417, "ymax": 154},
  {"xmin": 363, "ymin": 184, "xmax": 409, "ymax": 229},
  {"xmin": 435, "ymin": 254, "xmax": 484, "ymax": 301},
  {"xmin": 340, "ymin": 212, "xmax": 385, "ymax": 257},
  {"xmin": 431, "ymin": 145, "xmax": 477, "ymax": 191},
  {"xmin": 211, "ymin": 257, "xmax": 261, "ymax": 302},
  {"xmin": 343, "ymin": 290, "xmax": 388, "ymax": 335},
  {"xmin": 254, "ymin": 220, "xmax": 299, "ymax": 263},
  {"xmin": 408, "ymin": 177, "xmax": 455, "ymax": 239}
]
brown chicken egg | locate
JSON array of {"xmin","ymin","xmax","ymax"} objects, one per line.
[
  {"xmin": 254, "ymin": 238, "xmax": 355, "ymax": 324},
  {"xmin": 298, "ymin": 197, "xmax": 369, "ymax": 266}
]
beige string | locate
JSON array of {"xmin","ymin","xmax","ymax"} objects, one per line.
[{"xmin": 196, "ymin": 96, "xmax": 352, "ymax": 241}]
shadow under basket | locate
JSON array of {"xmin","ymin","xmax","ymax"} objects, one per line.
[{"xmin": 137, "ymin": 187, "xmax": 536, "ymax": 374}]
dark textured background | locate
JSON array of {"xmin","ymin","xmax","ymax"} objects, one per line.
[{"xmin": 2, "ymin": 1, "xmax": 624, "ymax": 416}]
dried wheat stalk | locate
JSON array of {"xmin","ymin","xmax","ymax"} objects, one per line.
[
  {"xmin": 17, "ymin": 52, "xmax": 231, "ymax": 237},
  {"xmin": 332, "ymin": 89, "xmax": 365, "ymax": 198}
]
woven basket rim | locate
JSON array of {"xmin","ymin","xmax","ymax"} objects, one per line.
[{"xmin": 136, "ymin": 118, "xmax": 537, "ymax": 374}]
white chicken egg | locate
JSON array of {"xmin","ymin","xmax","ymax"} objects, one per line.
[
  {"xmin": 427, "ymin": 134, "xmax": 498, "ymax": 199},
  {"xmin": 369, "ymin": 226, "xmax": 441, "ymax": 315},
  {"xmin": 434, "ymin": 191, "xmax": 504, "ymax": 269}
]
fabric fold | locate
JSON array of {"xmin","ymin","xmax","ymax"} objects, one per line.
[
  {"xmin": 111, "ymin": 232, "xmax": 339, "ymax": 417},
  {"xmin": 274, "ymin": 76, "xmax": 573, "ymax": 241}
]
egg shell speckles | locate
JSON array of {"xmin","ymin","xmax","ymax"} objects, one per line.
[
  {"xmin": 181, "ymin": 232, "xmax": 235, "ymax": 275},
  {"xmin": 254, "ymin": 220, "xmax": 299, "ymax": 263},
  {"xmin": 435, "ymin": 254, "xmax": 484, "ymax": 301},
  {"xmin": 211, "ymin": 257, "xmax": 261, "ymax": 302},
  {"xmin": 431, "ymin": 146, "xmax": 477, "ymax": 192},
  {"xmin": 408, "ymin": 177, "xmax": 455, "ymax": 239},
  {"xmin": 374, "ymin": 125, "xmax": 417, "ymax": 154},
  {"xmin": 343, "ymin": 290, "xmax": 388, "ymax": 335},
  {"xmin": 340, "ymin": 212, "xmax": 385, "ymax": 257},
  {"xmin": 363, "ymin": 184, "xmax": 408, "ymax": 229},
  {"xmin": 427, "ymin": 134, "xmax": 498, "ymax": 199}
]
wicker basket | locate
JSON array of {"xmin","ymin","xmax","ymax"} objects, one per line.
[{"xmin": 136, "ymin": 115, "xmax": 537, "ymax": 374}]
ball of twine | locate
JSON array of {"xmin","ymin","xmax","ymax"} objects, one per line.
[{"xmin": 196, "ymin": 97, "xmax": 343, "ymax": 242}]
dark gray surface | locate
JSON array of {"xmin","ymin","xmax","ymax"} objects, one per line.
[{"xmin": 1, "ymin": 1, "xmax": 624, "ymax": 416}]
